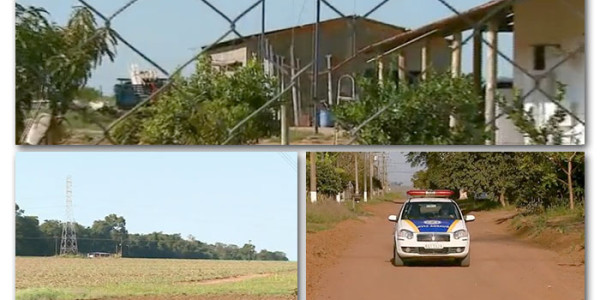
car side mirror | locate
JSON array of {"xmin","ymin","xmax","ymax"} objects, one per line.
[
  {"xmin": 465, "ymin": 215, "xmax": 476, "ymax": 222},
  {"xmin": 388, "ymin": 215, "xmax": 398, "ymax": 222}
]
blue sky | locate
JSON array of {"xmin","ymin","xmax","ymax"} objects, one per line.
[
  {"xmin": 17, "ymin": 0, "xmax": 514, "ymax": 95},
  {"xmin": 15, "ymin": 152, "xmax": 299, "ymax": 261},
  {"xmin": 387, "ymin": 152, "xmax": 422, "ymax": 187}
]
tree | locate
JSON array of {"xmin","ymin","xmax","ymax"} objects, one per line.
[
  {"xmin": 16, "ymin": 4, "xmax": 117, "ymax": 143},
  {"xmin": 15, "ymin": 205, "xmax": 45, "ymax": 256},
  {"xmin": 408, "ymin": 152, "xmax": 584, "ymax": 209},
  {"xmin": 498, "ymin": 83, "xmax": 575, "ymax": 145},
  {"xmin": 113, "ymin": 57, "xmax": 278, "ymax": 145},
  {"xmin": 75, "ymin": 87, "xmax": 103, "ymax": 102},
  {"xmin": 547, "ymin": 152, "xmax": 584, "ymax": 210},
  {"xmin": 334, "ymin": 73, "xmax": 488, "ymax": 145}
]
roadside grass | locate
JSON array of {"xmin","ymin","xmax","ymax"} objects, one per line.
[
  {"xmin": 510, "ymin": 204, "xmax": 584, "ymax": 236},
  {"xmin": 307, "ymin": 193, "xmax": 403, "ymax": 233},
  {"xmin": 457, "ymin": 198, "xmax": 505, "ymax": 214},
  {"xmin": 509, "ymin": 204, "xmax": 585, "ymax": 263},
  {"xmin": 266, "ymin": 129, "xmax": 329, "ymax": 144},
  {"xmin": 16, "ymin": 257, "xmax": 297, "ymax": 300},
  {"xmin": 64, "ymin": 110, "xmax": 115, "ymax": 131}
]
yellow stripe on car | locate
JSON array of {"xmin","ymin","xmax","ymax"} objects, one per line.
[
  {"xmin": 405, "ymin": 220, "xmax": 420, "ymax": 232},
  {"xmin": 447, "ymin": 220, "xmax": 460, "ymax": 232}
]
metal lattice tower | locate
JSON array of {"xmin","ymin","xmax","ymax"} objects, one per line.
[{"xmin": 60, "ymin": 176, "xmax": 78, "ymax": 255}]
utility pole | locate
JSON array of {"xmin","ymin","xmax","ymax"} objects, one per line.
[
  {"xmin": 369, "ymin": 153, "xmax": 374, "ymax": 200},
  {"xmin": 363, "ymin": 153, "xmax": 368, "ymax": 202},
  {"xmin": 310, "ymin": 152, "xmax": 317, "ymax": 203},
  {"xmin": 312, "ymin": 0, "xmax": 321, "ymax": 134}
]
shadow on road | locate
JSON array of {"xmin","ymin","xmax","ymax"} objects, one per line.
[
  {"xmin": 388, "ymin": 258, "xmax": 460, "ymax": 267},
  {"xmin": 494, "ymin": 213, "xmax": 521, "ymax": 224}
]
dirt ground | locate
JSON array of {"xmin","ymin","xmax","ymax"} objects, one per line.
[
  {"xmin": 307, "ymin": 201, "xmax": 585, "ymax": 300},
  {"xmin": 111, "ymin": 296, "xmax": 294, "ymax": 300}
]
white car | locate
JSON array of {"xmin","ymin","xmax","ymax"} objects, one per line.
[{"xmin": 388, "ymin": 190, "xmax": 475, "ymax": 267}]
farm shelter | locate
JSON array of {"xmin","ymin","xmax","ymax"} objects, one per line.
[
  {"xmin": 354, "ymin": 0, "xmax": 585, "ymax": 145},
  {"xmin": 203, "ymin": 16, "xmax": 453, "ymax": 127}
]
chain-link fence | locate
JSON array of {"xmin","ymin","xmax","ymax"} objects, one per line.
[
  {"xmin": 18, "ymin": 0, "xmax": 585, "ymax": 145},
  {"xmin": 343, "ymin": 0, "xmax": 585, "ymax": 145}
]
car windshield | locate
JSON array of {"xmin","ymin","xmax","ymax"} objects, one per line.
[{"xmin": 401, "ymin": 202, "xmax": 461, "ymax": 220}]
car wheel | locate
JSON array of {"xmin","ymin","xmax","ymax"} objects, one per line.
[
  {"xmin": 460, "ymin": 253, "xmax": 470, "ymax": 267},
  {"xmin": 393, "ymin": 243, "xmax": 404, "ymax": 266}
]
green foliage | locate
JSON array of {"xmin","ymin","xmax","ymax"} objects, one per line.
[
  {"xmin": 75, "ymin": 86, "xmax": 102, "ymax": 102},
  {"xmin": 15, "ymin": 206, "xmax": 288, "ymax": 261},
  {"xmin": 498, "ymin": 83, "xmax": 576, "ymax": 145},
  {"xmin": 16, "ymin": 4, "xmax": 117, "ymax": 141},
  {"xmin": 307, "ymin": 152, "xmax": 382, "ymax": 197},
  {"xmin": 112, "ymin": 57, "xmax": 278, "ymax": 145},
  {"xmin": 408, "ymin": 152, "xmax": 585, "ymax": 209},
  {"xmin": 333, "ymin": 73, "xmax": 488, "ymax": 145}
]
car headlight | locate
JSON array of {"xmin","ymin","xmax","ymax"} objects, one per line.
[
  {"xmin": 398, "ymin": 229, "xmax": 414, "ymax": 239},
  {"xmin": 454, "ymin": 229, "xmax": 468, "ymax": 239}
]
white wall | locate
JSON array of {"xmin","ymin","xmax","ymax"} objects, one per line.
[
  {"xmin": 209, "ymin": 46, "xmax": 248, "ymax": 67},
  {"xmin": 512, "ymin": 0, "xmax": 585, "ymax": 144}
]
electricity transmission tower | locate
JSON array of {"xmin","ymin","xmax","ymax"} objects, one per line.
[{"xmin": 60, "ymin": 176, "xmax": 78, "ymax": 255}]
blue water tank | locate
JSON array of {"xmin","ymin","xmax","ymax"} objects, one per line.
[
  {"xmin": 319, "ymin": 109, "xmax": 335, "ymax": 127},
  {"xmin": 114, "ymin": 84, "xmax": 140, "ymax": 109}
]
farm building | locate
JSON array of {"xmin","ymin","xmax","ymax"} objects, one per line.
[
  {"xmin": 204, "ymin": 16, "xmax": 454, "ymax": 126},
  {"xmin": 357, "ymin": 0, "xmax": 585, "ymax": 145}
]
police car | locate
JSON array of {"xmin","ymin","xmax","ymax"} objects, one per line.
[{"xmin": 388, "ymin": 190, "xmax": 475, "ymax": 267}]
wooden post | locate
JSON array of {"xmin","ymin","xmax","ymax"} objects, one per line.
[
  {"xmin": 280, "ymin": 56, "xmax": 289, "ymax": 145},
  {"xmin": 485, "ymin": 19, "xmax": 499, "ymax": 145},
  {"xmin": 397, "ymin": 52, "xmax": 406, "ymax": 82},
  {"xmin": 473, "ymin": 29, "xmax": 483, "ymax": 96},
  {"xmin": 377, "ymin": 58, "xmax": 384, "ymax": 86},
  {"xmin": 310, "ymin": 152, "xmax": 317, "ymax": 203},
  {"xmin": 369, "ymin": 153, "xmax": 374, "ymax": 200},
  {"xmin": 290, "ymin": 46, "xmax": 299, "ymax": 126},
  {"xmin": 450, "ymin": 32, "xmax": 462, "ymax": 128},
  {"xmin": 326, "ymin": 54, "xmax": 333, "ymax": 106},
  {"xmin": 421, "ymin": 39, "xmax": 431, "ymax": 81},
  {"xmin": 296, "ymin": 58, "xmax": 302, "ymax": 125}
]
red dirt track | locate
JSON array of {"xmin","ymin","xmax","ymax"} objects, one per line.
[{"xmin": 307, "ymin": 201, "xmax": 584, "ymax": 300}]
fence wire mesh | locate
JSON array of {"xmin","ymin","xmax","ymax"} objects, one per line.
[{"xmin": 18, "ymin": 0, "xmax": 585, "ymax": 145}]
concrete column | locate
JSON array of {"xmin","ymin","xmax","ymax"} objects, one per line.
[
  {"xmin": 451, "ymin": 32, "xmax": 462, "ymax": 77},
  {"xmin": 398, "ymin": 52, "xmax": 406, "ymax": 82},
  {"xmin": 450, "ymin": 32, "xmax": 462, "ymax": 128},
  {"xmin": 485, "ymin": 20, "xmax": 499, "ymax": 145},
  {"xmin": 421, "ymin": 39, "xmax": 431, "ymax": 81}
]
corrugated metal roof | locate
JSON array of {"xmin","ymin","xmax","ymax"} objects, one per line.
[{"xmin": 203, "ymin": 15, "xmax": 408, "ymax": 51}]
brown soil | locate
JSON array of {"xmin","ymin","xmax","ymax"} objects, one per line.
[
  {"xmin": 307, "ymin": 202, "xmax": 585, "ymax": 300},
  {"xmin": 182, "ymin": 273, "xmax": 274, "ymax": 285},
  {"xmin": 111, "ymin": 296, "xmax": 294, "ymax": 300}
]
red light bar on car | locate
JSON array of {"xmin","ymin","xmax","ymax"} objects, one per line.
[{"xmin": 407, "ymin": 190, "xmax": 454, "ymax": 197}]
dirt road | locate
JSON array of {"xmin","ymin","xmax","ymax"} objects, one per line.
[{"xmin": 307, "ymin": 201, "xmax": 585, "ymax": 300}]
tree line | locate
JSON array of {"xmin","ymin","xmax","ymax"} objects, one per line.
[
  {"xmin": 407, "ymin": 152, "xmax": 584, "ymax": 209},
  {"xmin": 15, "ymin": 205, "xmax": 288, "ymax": 261}
]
